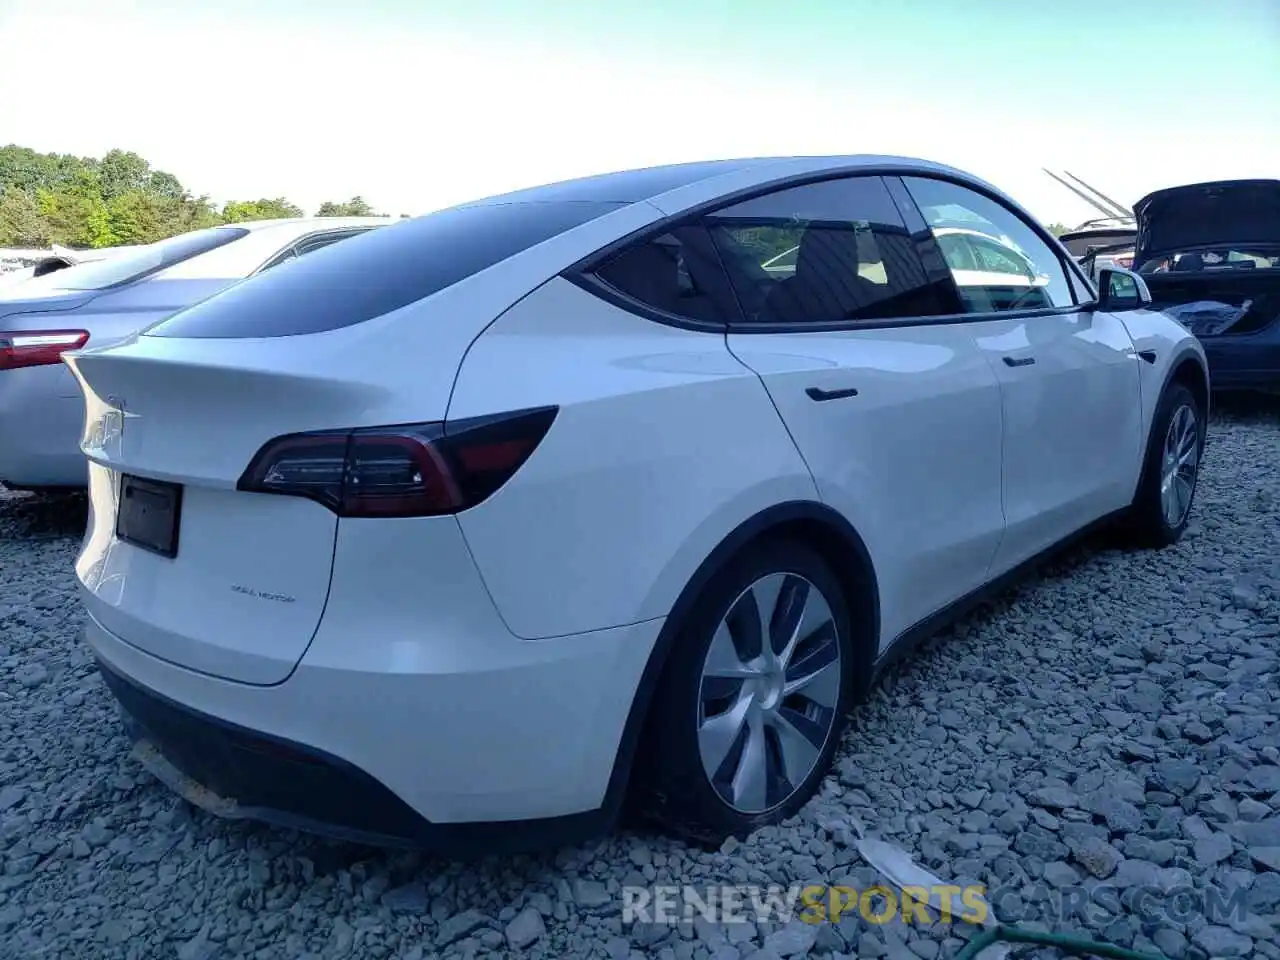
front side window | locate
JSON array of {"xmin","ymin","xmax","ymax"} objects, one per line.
[
  {"xmin": 702, "ymin": 176, "xmax": 951, "ymax": 324},
  {"xmin": 591, "ymin": 224, "xmax": 740, "ymax": 324},
  {"xmin": 902, "ymin": 177, "xmax": 1075, "ymax": 314}
]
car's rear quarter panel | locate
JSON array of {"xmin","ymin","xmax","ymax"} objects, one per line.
[{"xmin": 446, "ymin": 276, "xmax": 819, "ymax": 640}]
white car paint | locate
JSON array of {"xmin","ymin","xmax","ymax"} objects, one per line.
[
  {"xmin": 968, "ymin": 310, "xmax": 1144, "ymax": 569},
  {"xmin": 64, "ymin": 155, "xmax": 1206, "ymax": 847},
  {"xmin": 724, "ymin": 323, "xmax": 1005, "ymax": 644}
]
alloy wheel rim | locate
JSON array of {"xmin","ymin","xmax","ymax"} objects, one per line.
[
  {"xmin": 697, "ymin": 572, "xmax": 842, "ymax": 814},
  {"xmin": 1160, "ymin": 403, "xmax": 1199, "ymax": 529}
]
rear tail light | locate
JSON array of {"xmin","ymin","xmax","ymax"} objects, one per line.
[
  {"xmin": 0, "ymin": 330, "xmax": 90, "ymax": 370},
  {"xmin": 237, "ymin": 406, "xmax": 558, "ymax": 517}
]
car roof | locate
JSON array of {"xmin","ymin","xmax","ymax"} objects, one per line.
[{"xmin": 463, "ymin": 155, "xmax": 993, "ymax": 211}]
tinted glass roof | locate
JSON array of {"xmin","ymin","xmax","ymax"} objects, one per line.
[{"xmin": 471, "ymin": 159, "xmax": 765, "ymax": 205}]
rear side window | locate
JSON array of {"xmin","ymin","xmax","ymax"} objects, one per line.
[
  {"xmin": 702, "ymin": 176, "xmax": 953, "ymax": 324},
  {"xmin": 148, "ymin": 201, "xmax": 624, "ymax": 339},
  {"xmin": 592, "ymin": 224, "xmax": 740, "ymax": 324}
]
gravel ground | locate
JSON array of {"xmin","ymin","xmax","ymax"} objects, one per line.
[{"xmin": 1, "ymin": 400, "xmax": 1278, "ymax": 960}]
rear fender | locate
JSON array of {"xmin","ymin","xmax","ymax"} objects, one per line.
[{"xmin": 600, "ymin": 500, "xmax": 880, "ymax": 823}]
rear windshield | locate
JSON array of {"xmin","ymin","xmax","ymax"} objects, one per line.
[
  {"xmin": 147, "ymin": 200, "xmax": 625, "ymax": 339},
  {"xmin": 12, "ymin": 227, "xmax": 248, "ymax": 293}
]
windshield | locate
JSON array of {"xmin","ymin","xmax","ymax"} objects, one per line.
[{"xmin": 7, "ymin": 227, "xmax": 249, "ymax": 294}]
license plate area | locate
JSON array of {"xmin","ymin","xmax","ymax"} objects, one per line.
[{"xmin": 116, "ymin": 474, "xmax": 182, "ymax": 558}]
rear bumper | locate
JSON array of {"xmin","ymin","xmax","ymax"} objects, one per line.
[
  {"xmin": 98, "ymin": 657, "xmax": 613, "ymax": 854},
  {"xmin": 0, "ymin": 364, "xmax": 86, "ymax": 488},
  {"xmin": 85, "ymin": 606, "xmax": 662, "ymax": 852},
  {"xmin": 99, "ymin": 658, "xmax": 437, "ymax": 848}
]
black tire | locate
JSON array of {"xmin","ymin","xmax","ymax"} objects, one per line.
[
  {"xmin": 1123, "ymin": 381, "xmax": 1205, "ymax": 548},
  {"xmin": 633, "ymin": 538, "xmax": 857, "ymax": 845}
]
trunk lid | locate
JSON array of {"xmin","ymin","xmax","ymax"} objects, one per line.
[
  {"xmin": 1133, "ymin": 179, "xmax": 1280, "ymax": 268},
  {"xmin": 0, "ymin": 287, "xmax": 99, "ymax": 323},
  {"xmin": 64, "ymin": 327, "xmax": 456, "ymax": 686}
]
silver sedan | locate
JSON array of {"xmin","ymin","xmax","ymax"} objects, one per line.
[{"xmin": 0, "ymin": 216, "xmax": 390, "ymax": 489}]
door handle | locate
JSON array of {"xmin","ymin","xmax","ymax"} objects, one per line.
[
  {"xmin": 1002, "ymin": 356, "xmax": 1036, "ymax": 367},
  {"xmin": 1137, "ymin": 349, "xmax": 1157, "ymax": 364},
  {"xmin": 806, "ymin": 386, "xmax": 859, "ymax": 402}
]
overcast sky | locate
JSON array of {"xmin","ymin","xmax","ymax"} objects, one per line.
[{"xmin": 1, "ymin": 0, "xmax": 1276, "ymax": 225}]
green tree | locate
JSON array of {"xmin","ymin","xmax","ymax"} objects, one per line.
[
  {"xmin": 0, "ymin": 143, "xmax": 312, "ymax": 248},
  {"xmin": 107, "ymin": 191, "xmax": 165, "ymax": 244},
  {"xmin": 1045, "ymin": 222, "xmax": 1068, "ymax": 237},
  {"xmin": 0, "ymin": 188, "xmax": 47, "ymax": 246},
  {"xmin": 221, "ymin": 197, "xmax": 303, "ymax": 223},
  {"xmin": 147, "ymin": 170, "xmax": 185, "ymax": 200},
  {"xmin": 160, "ymin": 193, "xmax": 222, "ymax": 235},
  {"xmin": 317, "ymin": 196, "xmax": 377, "ymax": 217},
  {"xmin": 98, "ymin": 149, "xmax": 152, "ymax": 201},
  {"xmin": 36, "ymin": 186, "xmax": 105, "ymax": 247},
  {"xmin": 85, "ymin": 200, "xmax": 119, "ymax": 248},
  {"xmin": 0, "ymin": 145, "xmax": 75, "ymax": 194}
]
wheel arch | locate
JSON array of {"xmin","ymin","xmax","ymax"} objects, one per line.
[
  {"xmin": 598, "ymin": 500, "xmax": 880, "ymax": 821},
  {"xmin": 1167, "ymin": 350, "xmax": 1210, "ymax": 423},
  {"xmin": 1131, "ymin": 343, "xmax": 1209, "ymax": 504}
]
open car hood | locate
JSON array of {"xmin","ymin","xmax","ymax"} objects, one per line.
[{"xmin": 1133, "ymin": 179, "xmax": 1280, "ymax": 267}]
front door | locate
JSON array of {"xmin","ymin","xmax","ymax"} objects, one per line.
[
  {"xmin": 900, "ymin": 175, "xmax": 1143, "ymax": 573},
  {"xmin": 707, "ymin": 174, "xmax": 1007, "ymax": 650}
]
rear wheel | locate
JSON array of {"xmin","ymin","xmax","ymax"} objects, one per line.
[
  {"xmin": 1124, "ymin": 381, "xmax": 1204, "ymax": 548},
  {"xmin": 635, "ymin": 539, "xmax": 855, "ymax": 844}
]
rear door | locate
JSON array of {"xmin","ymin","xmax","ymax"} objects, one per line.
[
  {"xmin": 709, "ymin": 175, "xmax": 1007, "ymax": 650},
  {"xmin": 900, "ymin": 175, "xmax": 1143, "ymax": 574}
]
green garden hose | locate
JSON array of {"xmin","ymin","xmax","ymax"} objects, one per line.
[{"xmin": 953, "ymin": 924, "xmax": 1172, "ymax": 960}]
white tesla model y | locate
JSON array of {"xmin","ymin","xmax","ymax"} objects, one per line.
[{"xmin": 66, "ymin": 156, "xmax": 1208, "ymax": 854}]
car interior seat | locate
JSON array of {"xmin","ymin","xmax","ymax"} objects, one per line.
[{"xmin": 762, "ymin": 227, "xmax": 881, "ymax": 322}]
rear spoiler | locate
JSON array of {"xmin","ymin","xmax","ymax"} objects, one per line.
[{"xmin": 32, "ymin": 243, "xmax": 143, "ymax": 277}]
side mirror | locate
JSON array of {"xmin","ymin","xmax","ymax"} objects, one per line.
[{"xmin": 1097, "ymin": 267, "xmax": 1152, "ymax": 311}]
